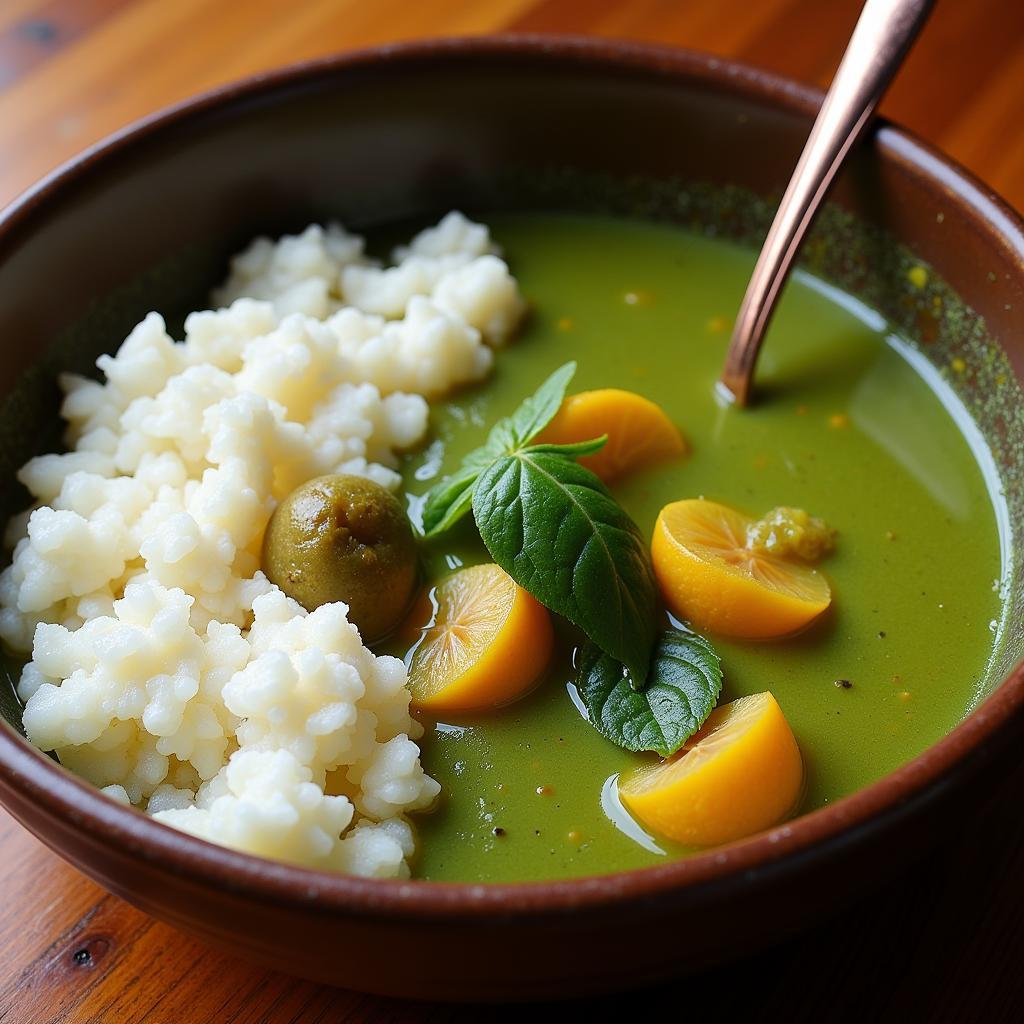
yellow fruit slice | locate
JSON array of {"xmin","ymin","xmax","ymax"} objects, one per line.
[
  {"xmin": 408, "ymin": 563, "xmax": 553, "ymax": 713},
  {"xmin": 535, "ymin": 389, "xmax": 685, "ymax": 482},
  {"xmin": 619, "ymin": 691, "xmax": 803, "ymax": 846},
  {"xmin": 651, "ymin": 499, "xmax": 831, "ymax": 639}
]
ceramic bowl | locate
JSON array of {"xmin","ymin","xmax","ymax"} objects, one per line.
[{"xmin": 0, "ymin": 36, "xmax": 1022, "ymax": 1001}]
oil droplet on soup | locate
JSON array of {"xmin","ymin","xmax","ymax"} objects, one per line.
[{"xmin": 396, "ymin": 214, "xmax": 1005, "ymax": 883}]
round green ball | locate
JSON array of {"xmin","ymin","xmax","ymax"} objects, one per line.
[{"xmin": 262, "ymin": 474, "xmax": 418, "ymax": 643}]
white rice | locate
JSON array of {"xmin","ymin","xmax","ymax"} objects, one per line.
[{"xmin": 0, "ymin": 213, "xmax": 525, "ymax": 877}]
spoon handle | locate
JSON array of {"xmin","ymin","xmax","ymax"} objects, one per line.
[{"xmin": 720, "ymin": 0, "xmax": 935, "ymax": 406}]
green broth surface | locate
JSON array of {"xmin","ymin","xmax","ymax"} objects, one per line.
[{"xmin": 396, "ymin": 213, "xmax": 1007, "ymax": 883}]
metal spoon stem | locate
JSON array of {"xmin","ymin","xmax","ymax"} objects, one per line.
[{"xmin": 720, "ymin": 0, "xmax": 934, "ymax": 406}]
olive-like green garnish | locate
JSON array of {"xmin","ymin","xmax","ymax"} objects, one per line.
[{"xmin": 262, "ymin": 474, "xmax": 417, "ymax": 642}]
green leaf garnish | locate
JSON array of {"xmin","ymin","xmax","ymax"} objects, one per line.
[
  {"xmin": 484, "ymin": 360, "xmax": 578, "ymax": 455},
  {"xmin": 472, "ymin": 448, "xmax": 657, "ymax": 685},
  {"xmin": 420, "ymin": 464, "xmax": 479, "ymax": 536},
  {"xmin": 421, "ymin": 362, "xmax": 578, "ymax": 537},
  {"xmin": 525, "ymin": 436, "xmax": 607, "ymax": 458},
  {"xmin": 417, "ymin": 362, "xmax": 714, "ymax": 746},
  {"xmin": 576, "ymin": 628, "xmax": 723, "ymax": 756}
]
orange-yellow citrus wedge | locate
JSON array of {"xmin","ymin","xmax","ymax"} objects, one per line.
[
  {"xmin": 535, "ymin": 389, "xmax": 685, "ymax": 482},
  {"xmin": 651, "ymin": 499, "xmax": 831, "ymax": 638},
  {"xmin": 619, "ymin": 691, "xmax": 803, "ymax": 846},
  {"xmin": 408, "ymin": 563, "xmax": 553, "ymax": 713}
]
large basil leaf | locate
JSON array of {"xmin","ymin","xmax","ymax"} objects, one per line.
[
  {"xmin": 473, "ymin": 448, "xmax": 657, "ymax": 684},
  {"xmin": 420, "ymin": 361, "xmax": 578, "ymax": 537},
  {"xmin": 576, "ymin": 628, "xmax": 722, "ymax": 756}
]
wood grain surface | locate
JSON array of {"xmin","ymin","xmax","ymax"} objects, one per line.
[{"xmin": 1, "ymin": 1, "xmax": 1023, "ymax": 1021}]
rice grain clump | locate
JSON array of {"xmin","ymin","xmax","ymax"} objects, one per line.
[{"xmin": 0, "ymin": 213, "xmax": 525, "ymax": 877}]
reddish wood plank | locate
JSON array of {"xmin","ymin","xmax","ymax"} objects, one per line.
[
  {"xmin": 0, "ymin": 0, "xmax": 136, "ymax": 90},
  {"xmin": 876, "ymin": 0, "xmax": 1024, "ymax": 160},
  {"xmin": 0, "ymin": 895, "xmax": 150, "ymax": 1024},
  {"xmin": 0, "ymin": 822, "xmax": 412, "ymax": 1024},
  {"xmin": 1, "ymin": 0, "xmax": 1024, "ymax": 211},
  {"xmin": 941, "ymin": 35, "xmax": 1024, "ymax": 208},
  {"xmin": 0, "ymin": 0, "xmax": 536, "ymax": 206},
  {"xmin": 0, "ymin": 820, "xmax": 108, "ymax": 976},
  {"xmin": 736, "ymin": 0, "xmax": 863, "ymax": 85}
]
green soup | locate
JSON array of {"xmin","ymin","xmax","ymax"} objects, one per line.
[{"xmin": 395, "ymin": 213, "xmax": 1008, "ymax": 883}]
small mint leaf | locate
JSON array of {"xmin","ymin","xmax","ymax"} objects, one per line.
[
  {"xmin": 576, "ymin": 628, "xmax": 723, "ymax": 756},
  {"xmin": 525, "ymin": 435, "xmax": 607, "ymax": 458},
  {"xmin": 421, "ymin": 465, "xmax": 479, "ymax": 537},
  {"xmin": 419, "ymin": 362, "xmax": 577, "ymax": 537},
  {"xmin": 482, "ymin": 361, "xmax": 577, "ymax": 456}
]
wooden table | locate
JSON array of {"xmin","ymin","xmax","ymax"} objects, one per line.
[{"xmin": 1, "ymin": 2, "xmax": 1022, "ymax": 1020}]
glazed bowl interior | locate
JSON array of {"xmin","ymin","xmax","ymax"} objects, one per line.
[{"xmin": 0, "ymin": 37, "xmax": 1022, "ymax": 998}]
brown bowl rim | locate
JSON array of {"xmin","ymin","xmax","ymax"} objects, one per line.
[{"xmin": 1, "ymin": 33, "xmax": 1022, "ymax": 921}]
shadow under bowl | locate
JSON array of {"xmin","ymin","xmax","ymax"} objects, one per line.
[{"xmin": 0, "ymin": 36, "xmax": 1022, "ymax": 1001}]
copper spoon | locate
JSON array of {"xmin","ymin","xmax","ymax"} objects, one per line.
[{"xmin": 719, "ymin": 0, "xmax": 935, "ymax": 406}]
